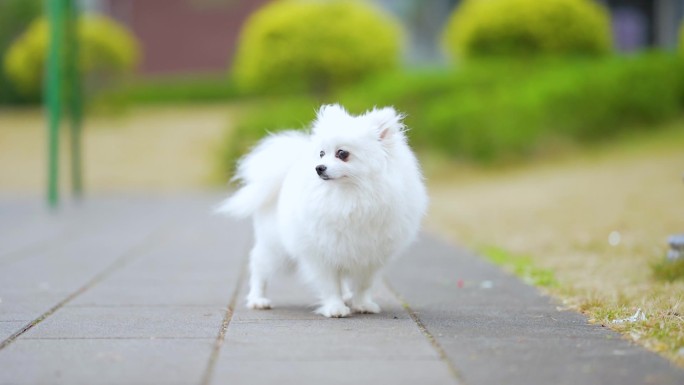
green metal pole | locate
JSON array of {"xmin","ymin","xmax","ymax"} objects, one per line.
[
  {"xmin": 46, "ymin": 0, "xmax": 66, "ymax": 208},
  {"xmin": 65, "ymin": 0, "xmax": 83, "ymax": 198}
]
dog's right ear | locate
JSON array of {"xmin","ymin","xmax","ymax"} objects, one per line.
[{"xmin": 366, "ymin": 106, "xmax": 404, "ymax": 141}]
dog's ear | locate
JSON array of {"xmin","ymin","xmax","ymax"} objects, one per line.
[{"xmin": 366, "ymin": 106, "xmax": 404, "ymax": 141}]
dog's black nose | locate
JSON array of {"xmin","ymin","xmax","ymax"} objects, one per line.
[{"xmin": 315, "ymin": 165, "xmax": 327, "ymax": 176}]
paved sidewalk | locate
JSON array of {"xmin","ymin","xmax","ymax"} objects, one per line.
[{"xmin": 0, "ymin": 195, "xmax": 682, "ymax": 385}]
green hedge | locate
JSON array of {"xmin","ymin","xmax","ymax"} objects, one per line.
[
  {"xmin": 344, "ymin": 54, "xmax": 684, "ymax": 161},
  {"xmin": 232, "ymin": 0, "xmax": 402, "ymax": 94},
  {"xmin": 222, "ymin": 53, "xmax": 684, "ymax": 170},
  {"xmin": 443, "ymin": 0, "xmax": 611, "ymax": 60}
]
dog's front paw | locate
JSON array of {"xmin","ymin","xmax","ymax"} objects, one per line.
[
  {"xmin": 351, "ymin": 299, "xmax": 381, "ymax": 314},
  {"xmin": 316, "ymin": 302, "xmax": 351, "ymax": 318},
  {"xmin": 246, "ymin": 297, "xmax": 272, "ymax": 310}
]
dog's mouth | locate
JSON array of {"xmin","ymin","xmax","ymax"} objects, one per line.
[{"xmin": 319, "ymin": 174, "xmax": 349, "ymax": 181}]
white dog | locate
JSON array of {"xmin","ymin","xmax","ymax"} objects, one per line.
[{"xmin": 218, "ymin": 104, "xmax": 427, "ymax": 317}]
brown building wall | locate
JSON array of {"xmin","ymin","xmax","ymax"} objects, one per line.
[{"xmin": 102, "ymin": 0, "xmax": 271, "ymax": 76}]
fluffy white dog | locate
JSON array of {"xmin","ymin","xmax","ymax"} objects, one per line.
[{"xmin": 218, "ymin": 104, "xmax": 427, "ymax": 317}]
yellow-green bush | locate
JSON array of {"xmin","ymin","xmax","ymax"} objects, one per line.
[
  {"xmin": 232, "ymin": 0, "xmax": 402, "ymax": 93},
  {"xmin": 3, "ymin": 14, "xmax": 140, "ymax": 96},
  {"xmin": 443, "ymin": 0, "xmax": 611, "ymax": 60}
]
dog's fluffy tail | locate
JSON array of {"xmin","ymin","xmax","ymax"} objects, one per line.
[{"xmin": 216, "ymin": 130, "xmax": 310, "ymax": 218}]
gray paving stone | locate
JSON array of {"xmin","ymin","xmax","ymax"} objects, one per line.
[
  {"xmin": 0, "ymin": 200, "xmax": 65, "ymax": 258},
  {"xmin": 3, "ymin": 196, "xmax": 683, "ymax": 385},
  {"xmin": 211, "ymin": 275, "xmax": 457, "ymax": 384},
  {"xmin": 232, "ymin": 304, "xmax": 323, "ymax": 321},
  {"xmin": 0, "ymin": 196, "xmax": 243, "ymax": 341},
  {"xmin": 0, "ymin": 338, "xmax": 213, "ymax": 385},
  {"xmin": 0, "ymin": 196, "xmax": 171, "ymax": 263},
  {"xmin": 233, "ymin": 302, "xmax": 410, "ymax": 322},
  {"xmin": 0, "ymin": 217, "xmax": 159, "ymax": 291},
  {"xmin": 224, "ymin": 317, "xmax": 436, "ymax": 361},
  {"xmin": 211, "ymin": 360, "xmax": 456, "ymax": 385},
  {"xmin": 67, "ymin": 214, "xmax": 248, "ymax": 308},
  {"xmin": 232, "ymin": 277, "xmax": 409, "ymax": 321},
  {"xmin": 387, "ymin": 235, "xmax": 684, "ymax": 385},
  {"xmin": 0, "ymin": 226, "xmax": 160, "ymax": 330},
  {"xmin": 417, "ymin": 305, "xmax": 608, "ymax": 339},
  {"xmin": 69, "ymin": 279, "xmax": 236, "ymax": 307},
  {"xmin": 21, "ymin": 306, "xmax": 226, "ymax": 339}
]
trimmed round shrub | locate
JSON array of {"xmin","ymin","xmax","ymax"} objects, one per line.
[
  {"xmin": 232, "ymin": 0, "xmax": 402, "ymax": 93},
  {"xmin": 3, "ymin": 14, "xmax": 140, "ymax": 96},
  {"xmin": 443, "ymin": 0, "xmax": 612, "ymax": 60}
]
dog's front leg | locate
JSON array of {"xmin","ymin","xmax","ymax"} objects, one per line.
[
  {"xmin": 349, "ymin": 269, "xmax": 381, "ymax": 314},
  {"xmin": 306, "ymin": 264, "xmax": 350, "ymax": 318}
]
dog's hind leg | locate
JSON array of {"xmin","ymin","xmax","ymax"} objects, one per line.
[{"xmin": 245, "ymin": 244, "xmax": 274, "ymax": 310}]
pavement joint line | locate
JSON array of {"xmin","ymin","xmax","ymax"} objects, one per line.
[
  {"xmin": 384, "ymin": 278, "xmax": 466, "ymax": 385},
  {"xmin": 200, "ymin": 256, "xmax": 248, "ymax": 385},
  {"xmin": 0, "ymin": 226, "xmax": 171, "ymax": 351}
]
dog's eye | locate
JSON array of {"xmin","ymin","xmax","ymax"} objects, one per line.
[
  {"xmin": 319, "ymin": 151, "xmax": 325, "ymax": 158},
  {"xmin": 336, "ymin": 149, "xmax": 350, "ymax": 161}
]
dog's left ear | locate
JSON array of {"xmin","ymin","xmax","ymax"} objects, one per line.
[{"xmin": 367, "ymin": 107, "xmax": 404, "ymax": 141}]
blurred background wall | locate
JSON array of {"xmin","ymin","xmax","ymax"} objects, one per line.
[{"xmin": 83, "ymin": 0, "xmax": 270, "ymax": 76}]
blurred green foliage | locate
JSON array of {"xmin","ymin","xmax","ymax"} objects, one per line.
[
  {"xmin": 222, "ymin": 53, "xmax": 684, "ymax": 170},
  {"xmin": 3, "ymin": 13, "xmax": 140, "ymax": 99},
  {"xmin": 95, "ymin": 75, "xmax": 241, "ymax": 106},
  {"xmin": 0, "ymin": 0, "xmax": 42, "ymax": 104},
  {"xmin": 443, "ymin": 0, "xmax": 611, "ymax": 60},
  {"xmin": 232, "ymin": 0, "xmax": 402, "ymax": 94}
]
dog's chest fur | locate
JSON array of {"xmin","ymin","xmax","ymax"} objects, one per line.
[{"xmin": 279, "ymin": 178, "xmax": 402, "ymax": 269}]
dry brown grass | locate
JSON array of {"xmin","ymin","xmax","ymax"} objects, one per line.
[
  {"xmin": 426, "ymin": 122, "xmax": 684, "ymax": 365},
  {"xmin": 0, "ymin": 104, "xmax": 235, "ymax": 194}
]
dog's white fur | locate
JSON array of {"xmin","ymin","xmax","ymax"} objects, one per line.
[{"xmin": 217, "ymin": 104, "xmax": 427, "ymax": 317}]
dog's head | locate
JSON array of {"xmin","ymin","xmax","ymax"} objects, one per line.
[{"xmin": 310, "ymin": 104, "xmax": 405, "ymax": 182}]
